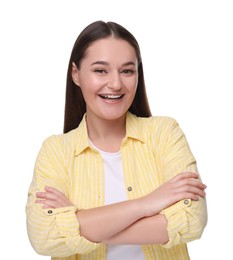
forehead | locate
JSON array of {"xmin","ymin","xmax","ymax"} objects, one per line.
[{"xmin": 84, "ymin": 37, "xmax": 137, "ymax": 63}]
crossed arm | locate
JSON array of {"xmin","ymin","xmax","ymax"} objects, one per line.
[{"xmin": 35, "ymin": 172, "xmax": 206, "ymax": 245}]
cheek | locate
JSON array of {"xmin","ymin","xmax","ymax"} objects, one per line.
[
  {"xmin": 80, "ymin": 75, "xmax": 106, "ymax": 92},
  {"xmin": 126, "ymin": 77, "xmax": 138, "ymax": 94},
  {"xmin": 134, "ymin": 77, "xmax": 138, "ymax": 91},
  {"xmin": 78, "ymin": 80, "xmax": 93, "ymax": 95}
]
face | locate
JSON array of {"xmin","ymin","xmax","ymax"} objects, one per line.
[{"xmin": 72, "ymin": 37, "xmax": 138, "ymax": 122}]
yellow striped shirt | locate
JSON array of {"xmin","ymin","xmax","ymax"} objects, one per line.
[{"xmin": 26, "ymin": 112, "xmax": 207, "ymax": 259}]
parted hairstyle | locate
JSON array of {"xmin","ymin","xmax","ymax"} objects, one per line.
[{"xmin": 63, "ymin": 20, "xmax": 152, "ymax": 133}]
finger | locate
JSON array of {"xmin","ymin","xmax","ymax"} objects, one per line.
[
  {"xmin": 174, "ymin": 192, "xmax": 200, "ymax": 202},
  {"xmin": 44, "ymin": 186, "xmax": 65, "ymax": 197},
  {"xmin": 45, "ymin": 187, "xmax": 72, "ymax": 206},
  {"xmin": 176, "ymin": 185, "xmax": 206, "ymax": 197},
  {"xmin": 35, "ymin": 199, "xmax": 55, "ymax": 208},
  {"xmin": 175, "ymin": 178, "xmax": 207, "ymax": 190},
  {"xmin": 47, "ymin": 187, "xmax": 74, "ymax": 205},
  {"xmin": 36, "ymin": 194, "xmax": 73, "ymax": 208},
  {"xmin": 36, "ymin": 187, "xmax": 73, "ymax": 208},
  {"xmin": 35, "ymin": 199, "xmax": 46, "ymax": 204},
  {"xmin": 42, "ymin": 200, "xmax": 61, "ymax": 208},
  {"xmin": 36, "ymin": 191, "xmax": 58, "ymax": 200},
  {"xmin": 169, "ymin": 172, "xmax": 199, "ymax": 183},
  {"xmin": 36, "ymin": 198, "xmax": 62, "ymax": 208},
  {"xmin": 44, "ymin": 187, "xmax": 69, "ymax": 203},
  {"xmin": 36, "ymin": 186, "xmax": 65, "ymax": 200}
]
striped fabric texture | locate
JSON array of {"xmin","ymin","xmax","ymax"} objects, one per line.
[{"xmin": 26, "ymin": 112, "xmax": 207, "ymax": 260}]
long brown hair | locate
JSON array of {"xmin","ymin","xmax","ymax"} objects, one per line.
[{"xmin": 63, "ymin": 21, "xmax": 152, "ymax": 133}]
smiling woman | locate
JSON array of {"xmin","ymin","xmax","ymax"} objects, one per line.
[
  {"xmin": 71, "ymin": 37, "xmax": 139, "ymax": 135},
  {"xmin": 26, "ymin": 20, "xmax": 207, "ymax": 260}
]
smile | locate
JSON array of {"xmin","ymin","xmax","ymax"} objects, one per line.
[{"xmin": 99, "ymin": 94, "xmax": 124, "ymax": 100}]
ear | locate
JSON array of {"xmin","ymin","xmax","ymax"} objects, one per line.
[{"xmin": 71, "ymin": 62, "xmax": 80, "ymax": 86}]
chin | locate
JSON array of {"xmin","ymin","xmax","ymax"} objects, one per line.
[{"xmin": 99, "ymin": 110, "xmax": 127, "ymax": 121}]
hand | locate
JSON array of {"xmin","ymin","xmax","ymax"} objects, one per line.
[
  {"xmin": 35, "ymin": 186, "xmax": 73, "ymax": 209},
  {"xmin": 138, "ymin": 172, "xmax": 207, "ymax": 217}
]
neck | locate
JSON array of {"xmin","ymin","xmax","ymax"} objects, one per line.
[{"xmin": 86, "ymin": 113, "xmax": 127, "ymax": 152}]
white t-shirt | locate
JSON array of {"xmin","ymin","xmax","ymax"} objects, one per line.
[{"xmin": 90, "ymin": 141, "xmax": 145, "ymax": 260}]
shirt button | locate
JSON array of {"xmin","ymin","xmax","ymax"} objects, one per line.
[
  {"xmin": 184, "ymin": 200, "xmax": 189, "ymax": 205},
  {"xmin": 127, "ymin": 187, "xmax": 132, "ymax": 192},
  {"xmin": 47, "ymin": 210, "xmax": 53, "ymax": 214}
]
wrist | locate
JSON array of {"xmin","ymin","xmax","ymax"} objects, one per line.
[
  {"xmin": 135, "ymin": 196, "xmax": 152, "ymax": 218},
  {"xmin": 132, "ymin": 198, "xmax": 147, "ymax": 219},
  {"xmin": 136, "ymin": 193, "xmax": 160, "ymax": 217}
]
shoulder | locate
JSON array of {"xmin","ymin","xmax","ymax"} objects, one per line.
[
  {"xmin": 127, "ymin": 113, "xmax": 181, "ymax": 144},
  {"xmin": 41, "ymin": 128, "xmax": 78, "ymax": 154},
  {"xmin": 133, "ymin": 114, "xmax": 179, "ymax": 133},
  {"xmin": 151, "ymin": 116, "xmax": 179, "ymax": 132}
]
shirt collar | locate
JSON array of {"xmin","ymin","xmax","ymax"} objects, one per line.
[
  {"xmin": 125, "ymin": 112, "xmax": 146, "ymax": 143},
  {"xmin": 74, "ymin": 114, "xmax": 91, "ymax": 156},
  {"xmin": 74, "ymin": 112, "xmax": 145, "ymax": 156}
]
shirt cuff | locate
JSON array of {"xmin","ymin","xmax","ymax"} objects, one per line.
[
  {"xmin": 160, "ymin": 199, "xmax": 192, "ymax": 248},
  {"xmin": 43, "ymin": 206, "xmax": 100, "ymax": 254}
]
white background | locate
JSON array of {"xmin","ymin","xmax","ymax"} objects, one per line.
[{"xmin": 0, "ymin": 0, "xmax": 232, "ymax": 259}]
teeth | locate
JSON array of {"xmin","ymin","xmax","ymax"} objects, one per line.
[{"xmin": 100, "ymin": 94, "xmax": 123, "ymax": 99}]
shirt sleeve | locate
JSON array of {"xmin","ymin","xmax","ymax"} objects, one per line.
[
  {"xmin": 158, "ymin": 118, "xmax": 208, "ymax": 248},
  {"xmin": 26, "ymin": 135, "xmax": 100, "ymax": 257}
]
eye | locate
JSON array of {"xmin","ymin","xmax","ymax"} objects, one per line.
[
  {"xmin": 121, "ymin": 69, "xmax": 135, "ymax": 75},
  {"xmin": 94, "ymin": 69, "xmax": 107, "ymax": 74}
]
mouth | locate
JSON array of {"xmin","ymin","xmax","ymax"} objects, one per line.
[{"xmin": 98, "ymin": 94, "xmax": 125, "ymax": 100}]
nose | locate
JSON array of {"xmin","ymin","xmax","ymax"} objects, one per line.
[{"xmin": 107, "ymin": 71, "xmax": 122, "ymax": 91}]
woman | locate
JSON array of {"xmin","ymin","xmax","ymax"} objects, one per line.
[{"xmin": 26, "ymin": 21, "xmax": 207, "ymax": 260}]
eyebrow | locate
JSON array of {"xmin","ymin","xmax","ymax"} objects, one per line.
[{"xmin": 91, "ymin": 61, "xmax": 136, "ymax": 66}]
